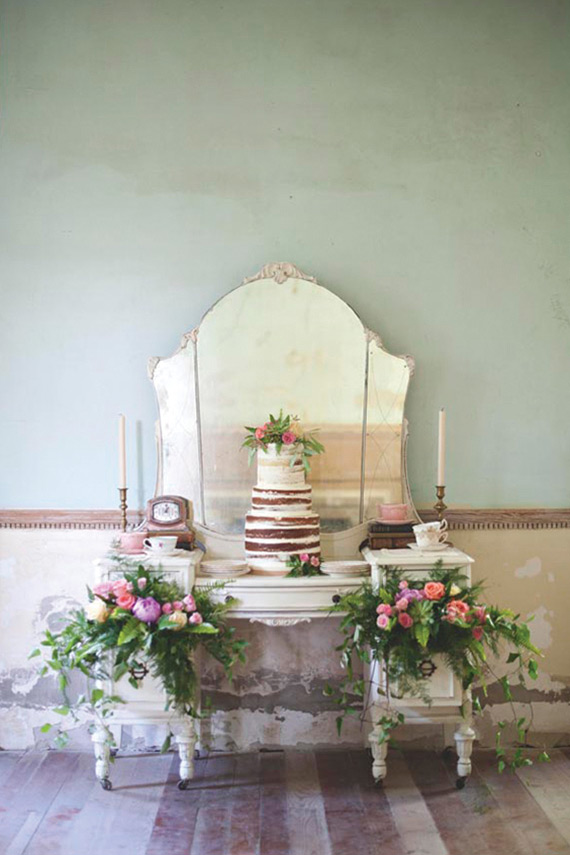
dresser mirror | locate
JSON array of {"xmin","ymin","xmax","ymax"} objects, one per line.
[{"xmin": 149, "ymin": 263, "xmax": 417, "ymax": 538}]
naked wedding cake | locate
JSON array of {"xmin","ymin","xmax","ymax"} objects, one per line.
[{"xmin": 245, "ymin": 443, "xmax": 321, "ymax": 575}]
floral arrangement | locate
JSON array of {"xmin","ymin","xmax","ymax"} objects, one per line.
[
  {"xmin": 242, "ymin": 410, "xmax": 324, "ymax": 472},
  {"xmin": 31, "ymin": 562, "xmax": 247, "ymax": 750},
  {"xmin": 328, "ymin": 564, "xmax": 550, "ymax": 772},
  {"xmin": 286, "ymin": 553, "xmax": 323, "ymax": 577}
]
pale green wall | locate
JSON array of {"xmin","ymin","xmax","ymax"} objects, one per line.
[{"xmin": 1, "ymin": 0, "xmax": 569, "ymax": 509}]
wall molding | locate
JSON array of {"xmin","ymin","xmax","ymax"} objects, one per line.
[{"xmin": 0, "ymin": 508, "xmax": 569, "ymax": 531}]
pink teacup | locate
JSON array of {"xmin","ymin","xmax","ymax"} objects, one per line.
[
  {"xmin": 377, "ymin": 503, "xmax": 409, "ymax": 522},
  {"xmin": 119, "ymin": 531, "xmax": 148, "ymax": 554}
]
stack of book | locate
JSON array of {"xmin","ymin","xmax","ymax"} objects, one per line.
[{"xmin": 367, "ymin": 520, "xmax": 416, "ymax": 550}]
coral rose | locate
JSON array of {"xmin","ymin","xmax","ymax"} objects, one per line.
[
  {"xmin": 168, "ymin": 610, "xmax": 188, "ymax": 630},
  {"xmin": 446, "ymin": 599, "xmax": 470, "ymax": 622},
  {"xmin": 398, "ymin": 612, "xmax": 413, "ymax": 629},
  {"xmin": 423, "ymin": 582, "xmax": 445, "ymax": 601},
  {"xmin": 281, "ymin": 431, "xmax": 296, "ymax": 445},
  {"xmin": 189, "ymin": 612, "xmax": 203, "ymax": 625},
  {"xmin": 116, "ymin": 592, "xmax": 136, "ymax": 610},
  {"xmin": 86, "ymin": 599, "xmax": 110, "ymax": 623},
  {"xmin": 255, "ymin": 427, "xmax": 266, "ymax": 440}
]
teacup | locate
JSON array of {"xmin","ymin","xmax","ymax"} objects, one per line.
[
  {"xmin": 377, "ymin": 503, "xmax": 409, "ymax": 522},
  {"xmin": 143, "ymin": 536, "xmax": 178, "ymax": 556},
  {"xmin": 119, "ymin": 531, "xmax": 148, "ymax": 554},
  {"xmin": 413, "ymin": 519, "xmax": 448, "ymax": 547}
]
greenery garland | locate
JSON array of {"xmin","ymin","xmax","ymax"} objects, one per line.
[
  {"xmin": 31, "ymin": 560, "xmax": 247, "ymax": 751},
  {"xmin": 327, "ymin": 564, "xmax": 550, "ymax": 772}
]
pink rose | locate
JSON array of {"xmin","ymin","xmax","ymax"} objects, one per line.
[
  {"xmin": 173, "ymin": 601, "xmax": 184, "ymax": 611},
  {"xmin": 112, "ymin": 580, "xmax": 128, "ymax": 596},
  {"xmin": 189, "ymin": 612, "xmax": 203, "ymax": 625},
  {"xmin": 93, "ymin": 582, "xmax": 114, "ymax": 597},
  {"xmin": 299, "ymin": 553, "xmax": 310, "ymax": 563},
  {"xmin": 116, "ymin": 592, "xmax": 136, "ymax": 610},
  {"xmin": 376, "ymin": 604, "xmax": 393, "ymax": 616},
  {"xmin": 137, "ymin": 577, "xmax": 147, "ymax": 590},
  {"xmin": 281, "ymin": 431, "xmax": 296, "ymax": 445},
  {"xmin": 398, "ymin": 612, "xmax": 413, "ymax": 629},
  {"xmin": 376, "ymin": 614, "xmax": 389, "ymax": 629},
  {"xmin": 310, "ymin": 556, "xmax": 320, "ymax": 567},
  {"xmin": 472, "ymin": 626, "xmax": 484, "ymax": 641},
  {"xmin": 398, "ymin": 580, "xmax": 409, "ymax": 589},
  {"xmin": 183, "ymin": 594, "xmax": 196, "ymax": 612},
  {"xmin": 162, "ymin": 603, "xmax": 173, "ymax": 614},
  {"xmin": 255, "ymin": 427, "xmax": 266, "ymax": 440},
  {"xmin": 395, "ymin": 598, "xmax": 409, "ymax": 611}
]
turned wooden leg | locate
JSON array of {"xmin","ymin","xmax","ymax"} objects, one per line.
[
  {"xmin": 368, "ymin": 729, "xmax": 388, "ymax": 783},
  {"xmin": 174, "ymin": 718, "xmax": 197, "ymax": 789},
  {"xmin": 92, "ymin": 726, "xmax": 113, "ymax": 790},
  {"xmin": 454, "ymin": 692, "xmax": 475, "ymax": 788}
]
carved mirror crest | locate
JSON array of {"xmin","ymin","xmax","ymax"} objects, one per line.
[{"xmin": 149, "ymin": 263, "xmax": 416, "ymax": 536}]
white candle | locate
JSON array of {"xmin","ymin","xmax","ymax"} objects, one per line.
[
  {"xmin": 118, "ymin": 414, "xmax": 127, "ymax": 489},
  {"xmin": 437, "ymin": 408, "xmax": 446, "ymax": 486}
]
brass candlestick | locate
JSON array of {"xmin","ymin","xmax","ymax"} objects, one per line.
[
  {"xmin": 118, "ymin": 487, "xmax": 128, "ymax": 532},
  {"xmin": 434, "ymin": 485, "xmax": 447, "ymax": 521}
]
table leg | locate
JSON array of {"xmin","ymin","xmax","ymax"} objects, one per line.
[
  {"xmin": 174, "ymin": 718, "xmax": 198, "ymax": 789},
  {"xmin": 92, "ymin": 725, "xmax": 113, "ymax": 790}
]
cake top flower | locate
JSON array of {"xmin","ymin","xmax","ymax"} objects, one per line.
[{"xmin": 242, "ymin": 410, "xmax": 325, "ymax": 472}]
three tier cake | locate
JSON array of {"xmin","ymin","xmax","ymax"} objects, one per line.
[{"xmin": 245, "ymin": 443, "xmax": 320, "ymax": 575}]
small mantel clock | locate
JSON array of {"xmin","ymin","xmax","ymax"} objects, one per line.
[{"xmin": 145, "ymin": 495, "xmax": 195, "ymax": 549}]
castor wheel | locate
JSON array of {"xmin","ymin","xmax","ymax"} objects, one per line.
[
  {"xmin": 110, "ymin": 748, "xmax": 118, "ymax": 757},
  {"xmin": 456, "ymin": 776, "xmax": 467, "ymax": 790},
  {"xmin": 194, "ymin": 749, "xmax": 200, "ymax": 759},
  {"xmin": 100, "ymin": 778, "xmax": 113, "ymax": 791},
  {"xmin": 374, "ymin": 778, "xmax": 384, "ymax": 787},
  {"xmin": 178, "ymin": 779, "xmax": 190, "ymax": 790}
]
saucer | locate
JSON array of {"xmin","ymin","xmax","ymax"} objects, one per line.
[
  {"xmin": 408, "ymin": 542, "xmax": 450, "ymax": 552},
  {"xmin": 200, "ymin": 560, "xmax": 250, "ymax": 577},
  {"xmin": 375, "ymin": 518, "xmax": 417, "ymax": 525},
  {"xmin": 320, "ymin": 561, "xmax": 370, "ymax": 576}
]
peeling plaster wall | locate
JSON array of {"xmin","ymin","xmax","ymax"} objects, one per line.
[{"xmin": 1, "ymin": 528, "xmax": 569, "ymax": 752}]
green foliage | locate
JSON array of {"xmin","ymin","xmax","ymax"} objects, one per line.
[
  {"xmin": 34, "ymin": 562, "xmax": 247, "ymax": 751},
  {"xmin": 329, "ymin": 564, "xmax": 549, "ymax": 773},
  {"xmin": 242, "ymin": 410, "xmax": 325, "ymax": 472}
]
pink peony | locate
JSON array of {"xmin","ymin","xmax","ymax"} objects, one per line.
[
  {"xmin": 137, "ymin": 577, "xmax": 147, "ymax": 590},
  {"xmin": 474, "ymin": 606, "xmax": 486, "ymax": 624},
  {"xmin": 183, "ymin": 594, "xmax": 196, "ymax": 612},
  {"xmin": 189, "ymin": 612, "xmax": 203, "ymax": 625},
  {"xmin": 162, "ymin": 603, "xmax": 173, "ymax": 614},
  {"xmin": 472, "ymin": 626, "xmax": 484, "ymax": 641},
  {"xmin": 299, "ymin": 553, "xmax": 310, "ymax": 563},
  {"xmin": 376, "ymin": 614, "xmax": 389, "ymax": 629},
  {"xmin": 116, "ymin": 592, "xmax": 136, "ymax": 610},
  {"xmin": 281, "ymin": 431, "xmax": 296, "ymax": 445},
  {"xmin": 173, "ymin": 601, "xmax": 184, "ymax": 611},
  {"xmin": 310, "ymin": 556, "xmax": 320, "ymax": 567},
  {"xmin": 376, "ymin": 603, "xmax": 393, "ymax": 616},
  {"xmin": 93, "ymin": 582, "xmax": 114, "ymax": 597},
  {"xmin": 398, "ymin": 612, "xmax": 413, "ymax": 629},
  {"xmin": 255, "ymin": 427, "xmax": 266, "ymax": 440}
]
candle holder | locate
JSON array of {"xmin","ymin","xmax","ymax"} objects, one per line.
[
  {"xmin": 434, "ymin": 485, "xmax": 447, "ymax": 521},
  {"xmin": 118, "ymin": 487, "xmax": 128, "ymax": 533}
]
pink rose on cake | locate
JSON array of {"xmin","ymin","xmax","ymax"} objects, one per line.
[
  {"xmin": 255, "ymin": 426, "xmax": 266, "ymax": 440},
  {"xmin": 281, "ymin": 431, "xmax": 296, "ymax": 445}
]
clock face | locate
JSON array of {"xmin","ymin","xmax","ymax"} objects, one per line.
[{"xmin": 153, "ymin": 501, "xmax": 182, "ymax": 524}]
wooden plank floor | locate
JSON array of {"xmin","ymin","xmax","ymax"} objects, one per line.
[{"xmin": 1, "ymin": 748, "xmax": 570, "ymax": 855}]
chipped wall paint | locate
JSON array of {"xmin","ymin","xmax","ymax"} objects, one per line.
[{"xmin": 1, "ymin": 527, "xmax": 569, "ymax": 752}]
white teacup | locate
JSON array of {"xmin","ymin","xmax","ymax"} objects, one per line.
[
  {"xmin": 143, "ymin": 536, "xmax": 178, "ymax": 556},
  {"xmin": 413, "ymin": 520, "xmax": 448, "ymax": 547}
]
